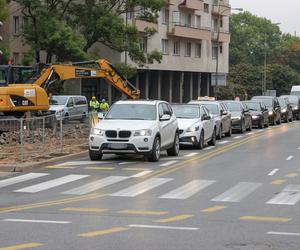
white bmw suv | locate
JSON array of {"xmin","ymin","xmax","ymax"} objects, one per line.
[{"xmin": 89, "ymin": 100, "xmax": 179, "ymax": 162}]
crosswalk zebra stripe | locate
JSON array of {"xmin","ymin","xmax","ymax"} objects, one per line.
[
  {"xmin": 111, "ymin": 178, "xmax": 172, "ymax": 197},
  {"xmin": 14, "ymin": 175, "xmax": 89, "ymax": 193},
  {"xmin": 0, "ymin": 173, "xmax": 49, "ymax": 189},
  {"xmin": 58, "ymin": 161, "xmax": 113, "ymax": 166},
  {"xmin": 62, "ymin": 176, "xmax": 129, "ymax": 195},
  {"xmin": 211, "ymin": 182, "xmax": 262, "ymax": 202},
  {"xmin": 159, "ymin": 180, "xmax": 215, "ymax": 199},
  {"xmin": 266, "ymin": 185, "xmax": 300, "ymax": 205}
]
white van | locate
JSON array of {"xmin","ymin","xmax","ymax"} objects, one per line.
[
  {"xmin": 49, "ymin": 95, "xmax": 88, "ymax": 122},
  {"xmin": 291, "ymin": 86, "xmax": 300, "ymax": 97}
]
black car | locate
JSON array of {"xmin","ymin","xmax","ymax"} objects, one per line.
[
  {"xmin": 278, "ymin": 97, "xmax": 293, "ymax": 123},
  {"xmin": 251, "ymin": 96, "xmax": 281, "ymax": 125},
  {"xmin": 243, "ymin": 101, "xmax": 269, "ymax": 128},
  {"xmin": 280, "ymin": 95, "xmax": 300, "ymax": 120},
  {"xmin": 223, "ymin": 101, "xmax": 252, "ymax": 133}
]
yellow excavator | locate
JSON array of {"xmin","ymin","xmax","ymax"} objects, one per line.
[{"xmin": 0, "ymin": 59, "xmax": 140, "ymax": 118}]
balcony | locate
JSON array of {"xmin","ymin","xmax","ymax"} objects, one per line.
[
  {"xmin": 212, "ymin": 4, "xmax": 231, "ymax": 16},
  {"xmin": 168, "ymin": 23, "xmax": 211, "ymax": 41},
  {"xmin": 179, "ymin": 0, "xmax": 204, "ymax": 11},
  {"xmin": 133, "ymin": 19, "xmax": 158, "ymax": 32},
  {"xmin": 211, "ymin": 30, "xmax": 231, "ymax": 43}
]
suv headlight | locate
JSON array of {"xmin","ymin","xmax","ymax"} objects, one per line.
[
  {"xmin": 91, "ymin": 128, "xmax": 104, "ymax": 136},
  {"xmin": 186, "ymin": 126, "xmax": 199, "ymax": 132},
  {"xmin": 292, "ymin": 106, "xmax": 299, "ymax": 110},
  {"xmin": 232, "ymin": 116, "xmax": 241, "ymax": 120},
  {"xmin": 281, "ymin": 108, "xmax": 287, "ymax": 113},
  {"xmin": 268, "ymin": 111, "xmax": 273, "ymax": 115},
  {"xmin": 252, "ymin": 115, "xmax": 259, "ymax": 119},
  {"xmin": 134, "ymin": 129, "xmax": 152, "ymax": 136}
]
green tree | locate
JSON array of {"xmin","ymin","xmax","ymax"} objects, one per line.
[
  {"xmin": 230, "ymin": 12, "xmax": 282, "ymax": 65},
  {"xmin": 0, "ymin": 0, "xmax": 8, "ymax": 21}
]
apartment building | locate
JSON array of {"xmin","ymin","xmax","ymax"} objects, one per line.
[
  {"xmin": 1, "ymin": 0, "xmax": 231, "ymax": 103},
  {"xmin": 84, "ymin": 0, "xmax": 231, "ymax": 103},
  {"xmin": 0, "ymin": 1, "xmax": 30, "ymax": 64}
]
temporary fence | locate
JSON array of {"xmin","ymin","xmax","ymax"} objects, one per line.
[{"xmin": 0, "ymin": 113, "xmax": 99, "ymax": 164}]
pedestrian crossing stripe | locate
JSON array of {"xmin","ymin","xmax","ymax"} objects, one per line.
[{"xmin": 1, "ymin": 173, "xmax": 300, "ymax": 206}]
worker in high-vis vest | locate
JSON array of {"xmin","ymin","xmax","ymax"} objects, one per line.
[
  {"xmin": 100, "ymin": 99, "xmax": 109, "ymax": 113},
  {"xmin": 89, "ymin": 96, "xmax": 100, "ymax": 126}
]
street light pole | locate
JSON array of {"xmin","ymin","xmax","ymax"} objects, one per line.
[{"xmin": 214, "ymin": 5, "xmax": 243, "ymax": 100}]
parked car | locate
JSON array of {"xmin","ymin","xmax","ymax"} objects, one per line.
[
  {"xmin": 280, "ymin": 95, "xmax": 300, "ymax": 120},
  {"xmin": 189, "ymin": 100, "xmax": 232, "ymax": 139},
  {"xmin": 223, "ymin": 101, "xmax": 252, "ymax": 133},
  {"xmin": 251, "ymin": 96, "xmax": 281, "ymax": 125},
  {"xmin": 278, "ymin": 97, "xmax": 293, "ymax": 123},
  {"xmin": 49, "ymin": 95, "xmax": 88, "ymax": 123},
  {"xmin": 243, "ymin": 101, "xmax": 269, "ymax": 128},
  {"xmin": 172, "ymin": 104, "xmax": 216, "ymax": 149},
  {"xmin": 89, "ymin": 100, "xmax": 179, "ymax": 162}
]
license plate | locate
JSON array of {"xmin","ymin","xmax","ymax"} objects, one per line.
[{"xmin": 109, "ymin": 143, "xmax": 127, "ymax": 149}]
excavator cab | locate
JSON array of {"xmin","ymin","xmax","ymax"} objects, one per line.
[{"xmin": 0, "ymin": 65, "xmax": 35, "ymax": 86}]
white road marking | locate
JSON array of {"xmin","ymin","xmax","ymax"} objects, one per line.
[
  {"xmin": 246, "ymin": 132, "xmax": 255, "ymax": 135},
  {"xmin": 160, "ymin": 157, "xmax": 183, "ymax": 161},
  {"xmin": 257, "ymin": 129, "xmax": 264, "ymax": 132},
  {"xmin": 3, "ymin": 219, "xmax": 71, "ymax": 224},
  {"xmin": 267, "ymin": 231, "xmax": 300, "ymax": 236},
  {"xmin": 184, "ymin": 153, "xmax": 199, "ymax": 157},
  {"xmin": 204, "ymin": 146, "xmax": 215, "ymax": 150},
  {"xmin": 119, "ymin": 162, "xmax": 137, "ymax": 165},
  {"xmin": 159, "ymin": 180, "xmax": 215, "ymax": 199},
  {"xmin": 58, "ymin": 161, "xmax": 113, "ymax": 166},
  {"xmin": 159, "ymin": 160, "xmax": 178, "ymax": 167},
  {"xmin": 212, "ymin": 182, "xmax": 262, "ymax": 202},
  {"xmin": 15, "ymin": 175, "xmax": 89, "ymax": 193},
  {"xmin": 286, "ymin": 155, "xmax": 294, "ymax": 161},
  {"xmin": 268, "ymin": 169, "xmax": 279, "ymax": 176},
  {"xmin": 266, "ymin": 185, "xmax": 300, "ymax": 205},
  {"xmin": 233, "ymin": 136, "xmax": 243, "ymax": 139},
  {"xmin": 62, "ymin": 176, "xmax": 129, "ymax": 195},
  {"xmin": 128, "ymin": 224, "xmax": 199, "ymax": 231},
  {"xmin": 0, "ymin": 173, "xmax": 48, "ymax": 189},
  {"xmin": 111, "ymin": 178, "xmax": 172, "ymax": 197},
  {"xmin": 298, "ymin": 147, "xmax": 300, "ymax": 150},
  {"xmin": 131, "ymin": 171, "xmax": 153, "ymax": 178},
  {"xmin": 217, "ymin": 140, "xmax": 229, "ymax": 145}
]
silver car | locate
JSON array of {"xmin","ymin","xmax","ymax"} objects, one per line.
[{"xmin": 49, "ymin": 95, "xmax": 88, "ymax": 123}]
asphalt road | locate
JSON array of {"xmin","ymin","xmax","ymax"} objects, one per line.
[{"xmin": 0, "ymin": 121, "xmax": 300, "ymax": 250}]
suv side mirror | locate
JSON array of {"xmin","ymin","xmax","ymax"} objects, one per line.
[
  {"xmin": 98, "ymin": 112, "xmax": 104, "ymax": 119},
  {"xmin": 202, "ymin": 114, "xmax": 211, "ymax": 121},
  {"xmin": 160, "ymin": 114, "xmax": 171, "ymax": 121}
]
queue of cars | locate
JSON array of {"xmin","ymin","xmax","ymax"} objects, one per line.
[{"xmin": 89, "ymin": 94, "xmax": 300, "ymax": 162}]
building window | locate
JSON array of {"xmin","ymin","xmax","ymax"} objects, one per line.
[
  {"xmin": 204, "ymin": 3, "xmax": 209, "ymax": 13},
  {"xmin": 195, "ymin": 15, "xmax": 201, "ymax": 28},
  {"xmin": 172, "ymin": 11, "xmax": 180, "ymax": 25},
  {"xmin": 212, "ymin": 43, "xmax": 218, "ymax": 59},
  {"xmin": 173, "ymin": 41, "xmax": 180, "ymax": 55},
  {"xmin": 212, "ymin": 17, "xmax": 218, "ymax": 32},
  {"xmin": 162, "ymin": 39, "xmax": 169, "ymax": 54},
  {"xmin": 127, "ymin": 7, "xmax": 135, "ymax": 19},
  {"xmin": 13, "ymin": 53, "xmax": 19, "ymax": 65},
  {"xmin": 162, "ymin": 8, "xmax": 169, "ymax": 24},
  {"xmin": 195, "ymin": 43, "xmax": 202, "ymax": 58},
  {"xmin": 184, "ymin": 13, "xmax": 192, "ymax": 27},
  {"xmin": 220, "ymin": 17, "xmax": 223, "ymax": 28},
  {"xmin": 220, "ymin": 44, "xmax": 223, "ymax": 54},
  {"xmin": 185, "ymin": 42, "xmax": 191, "ymax": 57},
  {"xmin": 13, "ymin": 16, "xmax": 20, "ymax": 34},
  {"xmin": 140, "ymin": 37, "xmax": 147, "ymax": 52}
]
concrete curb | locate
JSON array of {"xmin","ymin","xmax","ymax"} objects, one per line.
[{"xmin": 0, "ymin": 150, "xmax": 88, "ymax": 173}]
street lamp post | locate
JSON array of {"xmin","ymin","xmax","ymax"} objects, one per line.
[{"xmin": 214, "ymin": 5, "xmax": 243, "ymax": 100}]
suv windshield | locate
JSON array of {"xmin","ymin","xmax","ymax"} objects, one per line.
[
  {"xmin": 281, "ymin": 96, "xmax": 298, "ymax": 105},
  {"xmin": 106, "ymin": 104, "xmax": 156, "ymax": 120},
  {"xmin": 243, "ymin": 102, "xmax": 260, "ymax": 111},
  {"xmin": 223, "ymin": 102, "xmax": 242, "ymax": 112},
  {"xmin": 202, "ymin": 104, "xmax": 219, "ymax": 115},
  {"xmin": 291, "ymin": 91, "xmax": 300, "ymax": 97},
  {"xmin": 172, "ymin": 105, "xmax": 200, "ymax": 119},
  {"xmin": 253, "ymin": 98, "xmax": 273, "ymax": 108},
  {"xmin": 50, "ymin": 96, "xmax": 68, "ymax": 105},
  {"xmin": 278, "ymin": 98, "xmax": 287, "ymax": 108}
]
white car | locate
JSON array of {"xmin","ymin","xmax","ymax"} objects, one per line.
[
  {"xmin": 89, "ymin": 100, "xmax": 179, "ymax": 162},
  {"xmin": 171, "ymin": 104, "xmax": 216, "ymax": 149}
]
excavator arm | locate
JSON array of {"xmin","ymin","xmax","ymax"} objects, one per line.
[{"xmin": 34, "ymin": 59, "xmax": 140, "ymax": 99}]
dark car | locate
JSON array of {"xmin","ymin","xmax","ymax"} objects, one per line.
[
  {"xmin": 280, "ymin": 95, "xmax": 300, "ymax": 120},
  {"xmin": 251, "ymin": 96, "xmax": 281, "ymax": 125},
  {"xmin": 278, "ymin": 97, "xmax": 293, "ymax": 123},
  {"xmin": 242, "ymin": 101, "xmax": 269, "ymax": 128},
  {"xmin": 223, "ymin": 101, "xmax": 252, "ymax": 133}
]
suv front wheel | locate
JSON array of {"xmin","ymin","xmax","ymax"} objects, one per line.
[
  {"xmin": 89, "ymin": 150, "xmax": 103, "ymax": 161},
  {"xmin": 148, "ymin": 136, "xmax": 161, "ymax": 162},
  {"xmin": 167, "ymin": 133, "xmax": 180, "ymax": 156}
]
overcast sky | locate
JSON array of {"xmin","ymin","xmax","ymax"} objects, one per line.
[{"xmin": 230, "ymin": 0, "xmax": 300, "ymax": 36}]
